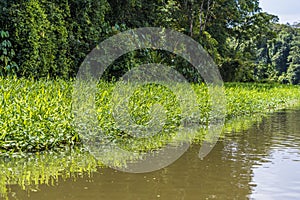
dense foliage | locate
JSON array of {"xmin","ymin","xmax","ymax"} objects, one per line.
[
  {"xmin": 0, "ymin": 78, "xmax": 299, "ymax": 154},
  {"xmin": 0, "ymin": 0, "xmax": 110, "ymax": 78},
  {"xmin": 256, "ymin": 23, "xmax": 300, "ymax": 84},
  {"xmin": 0, "ymin": 3, "xmax": 299, "ymax": 197},
  {"xmin": 0, "ymin": 0, "xmax": 299, "ymax": 83}
]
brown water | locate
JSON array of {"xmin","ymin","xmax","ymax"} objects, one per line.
[{"xmin": 4, "ymin": 109, "xmax": 300, "ymax": 200}]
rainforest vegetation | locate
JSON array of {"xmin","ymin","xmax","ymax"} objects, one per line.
[
  {"xmin": 0, "ymin": 0, "xmax": 299, "ymax": 83},
  {"xmin": 0, "ymin": 0, "xmax": 300, "ymax": 154},
  {"xmin": 1, "ymin": 2, "xmax": 300, "ymax": 199}
]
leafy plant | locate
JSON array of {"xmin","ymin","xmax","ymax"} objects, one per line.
[
  {"xmin": 0, "ymin": 79, "xmax": 299, "ymax": 199},
  {"xmin": 0, "ymin": 78, "xmax": 299, "ymax": 154},
  {"xmin": 0, "ymin": 30, "xmax": 18, "ymax": 76}
]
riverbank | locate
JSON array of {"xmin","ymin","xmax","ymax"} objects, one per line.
[{"xmin": 0, "ymin": 78, "xmax": 300, "ymax": 154}]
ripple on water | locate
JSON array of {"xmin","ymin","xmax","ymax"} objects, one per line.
[{"xmin": 250, "ymin": 109, "xmax": 300, "ymax": 200}]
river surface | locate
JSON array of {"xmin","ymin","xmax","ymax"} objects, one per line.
[{"xmin": 3, "ymin": 109, "xmax": 300, "ymax": 199}]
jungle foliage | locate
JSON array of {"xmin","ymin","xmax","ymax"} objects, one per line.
[{"xmin": 0, "ymin": 0, "xmax": 299, "ymax": 83}]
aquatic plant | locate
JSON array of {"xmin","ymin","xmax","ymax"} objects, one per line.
[
  {"xmin": 0, "ymin": 78, "xmax": 300, "ymax": 199},
  {"xmin": 0, "ymin": 78, "xmax": 299, "ymax": 154}
]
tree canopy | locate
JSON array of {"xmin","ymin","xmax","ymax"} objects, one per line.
[{"xmin": 0, "ymin": 0, "xmax": 299, "ymax": 84}]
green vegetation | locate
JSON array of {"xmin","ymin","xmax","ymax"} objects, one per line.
[
  {"xmin": 0, "ymin": 77, "xmax": 299, "ymax": 199},
  {"xmin": 256, "ymin": 23, "xmax": 300, "ymax": 84},
  {"xmin": 0, "ymin": 78, "xmax": 76, "ymax": 153},
  {"xmin": 0, "ymin": 0, "xmax": 299, "ymax": 199},
  {"xmin": 1, "ymin": 78, "xmax": 299, "ymax": 154},
  {"xmin": 0, "ymin": 79, "xmax": 299, "ymax": 199},
  {"xmin": 0, "ymin": 1, "xmax": 300, "ymax": 83}
]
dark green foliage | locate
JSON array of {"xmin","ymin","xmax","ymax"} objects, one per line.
[
  {"xmin": 256, "ymin": 24, "xmax": 300, "ymax": 84},
  {"xmin": 0, "ymin": 0, "xmax": 299, "ymax": 83},
  {"xmin": 0, "ymin": 30, "xmax": 18, "ymax": 76},
  {"xmin": 0, "ymin": 0, "xmax": 110, "ymax": 78},
  {"xmin": 67, "ymin": 0, "xmax": 111, "ymax": 76},
  {"xmin": 286, "ymin": 30, "xmax": 300, "ymax": 84},
  {"xmin": 9, "ymin": 0, "xmax": 67, "ymax": 77}
]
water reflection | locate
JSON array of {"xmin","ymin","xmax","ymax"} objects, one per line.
[
  {"xmin": 250, "ymin": 110, "xmax": 300, "ymax": 200},
  {"xmin": 2, "ymin": 109, "xmax": 300, "ymax": 200}
]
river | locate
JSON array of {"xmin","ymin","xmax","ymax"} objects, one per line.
[{"xmin": 3, "ymin": 109, "xmax": 300, "ymax": 199}]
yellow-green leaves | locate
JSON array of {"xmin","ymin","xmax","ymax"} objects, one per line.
[
  {"xmin": 0, "ymin": 79, "xmax": 299, "ymax": 154},
  {"xmin": 0, "ymin": 78, "xmax": 76, "ymax": 153}
]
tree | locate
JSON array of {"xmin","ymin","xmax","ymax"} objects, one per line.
[
  {"xmin": 286, "ymin": 30, "xmax": 300, "ymax": 84},
  {"xmin": 0, "ymin": 0, "xmax": 110, "ymax": 78},
  {"xmin": 255, "ymin": 24, "xmax": 300, "ymax": 84}
]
